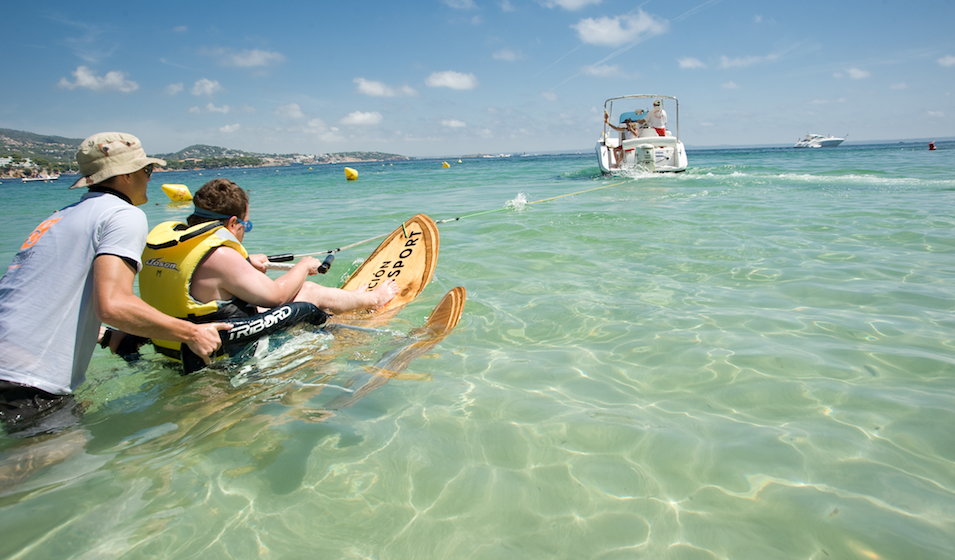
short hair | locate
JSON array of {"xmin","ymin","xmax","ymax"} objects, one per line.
[{"xmin": 188, "ymin": 178, "xmax": 249, "ymax": 226}]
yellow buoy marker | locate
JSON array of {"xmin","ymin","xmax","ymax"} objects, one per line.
[
  {"xmin": 161, "ymin": 184, "xmax": 193, "ymax": 202},
  {"xmin": 442, "ymin": 162, "xmax": 450, "ymax": 168},
  {"xmin": 345, "ymin": 167, "xmax": 358, "ymax": 180}
]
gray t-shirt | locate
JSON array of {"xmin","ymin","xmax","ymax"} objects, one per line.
[{"xmin": 0, "ymin": 192, "xmax": 147, "ymax": 395}]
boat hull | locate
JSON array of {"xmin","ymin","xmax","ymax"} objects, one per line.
[{"xmin": 596, "ymin": 137, "xmax": 687, "ymax": 174}]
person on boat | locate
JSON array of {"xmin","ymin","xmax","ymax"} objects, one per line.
[
  {"xmin": 105, "ymin": 178, "xmax": 399, "ymax": 373},
  {"xmin": 648, "ymin": 99, "xmax": 667, "ymax": 136},
  {"xmin": 604, "ymin": 113, "xmax": 642, "ymax": 167},
  {"xmin": 0, "ymin": 132, "xmax": 227, "ymax": 436}
]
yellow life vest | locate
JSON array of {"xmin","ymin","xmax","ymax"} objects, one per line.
[{"xmin": 140, "ymin": 221, "xmax": 249, "ymax": 353}]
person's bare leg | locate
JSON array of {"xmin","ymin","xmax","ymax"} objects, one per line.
[{"xmin": 292, "ymin": 278, "xmax": 398, "ymax": 314}]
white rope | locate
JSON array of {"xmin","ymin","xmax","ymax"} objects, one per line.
[{"xmin": 264, "ymin": 262, "xmax": 295, "ymax": 271}]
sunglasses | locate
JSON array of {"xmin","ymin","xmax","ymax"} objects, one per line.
[
  {"xmin": 142, "ymin": 164, "xmax": 155, "ymax": 178},
  {"xmin": 235, "ymin": 217, "xmax": 253, "ymax": 233}
]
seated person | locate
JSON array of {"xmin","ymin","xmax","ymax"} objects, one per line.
[
  {"xmin": 106, "ymin": 178, "xmax": 398, "ymax": 372},
  {"xmin": 604, "ymin": 112, "xmax": 643, "ymax": 167}
]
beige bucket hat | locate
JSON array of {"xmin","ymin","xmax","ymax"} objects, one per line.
[{"xmin": 69, "ymin": 132, "xmax": 166, "ymax": 189}]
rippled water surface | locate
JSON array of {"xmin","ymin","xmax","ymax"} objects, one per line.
[{"xmin": 2, "ymin": 142, "xmax": 954, "ymax": 559}]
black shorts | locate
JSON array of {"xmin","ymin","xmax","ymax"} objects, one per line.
[
  {"xmin": 179, "ymin": 302, "xmax": 329, "ymax": 374},
  {"xmin": 0, "ymin": 381, "xmax": 82, "ymax": 438}
]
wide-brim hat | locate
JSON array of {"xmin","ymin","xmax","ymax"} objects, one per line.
[{"xmin": 69, "ymin": 132, "xmax": 166, "ymax": 189}]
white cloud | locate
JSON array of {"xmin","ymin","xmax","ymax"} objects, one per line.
[
  {"xmin": 847, "ymin": 67, "xmax": 870, "ymax": 79},
  {"xmin": 341, "ymin": 111, "xmax": 383, "ymax": 125},
  {"xmin": 679, "ymin": 57, "xmax": 705, "ymax": 69},
  {"xmin": 722, "ymin": 81, "xmax": 739, "ymax": 89},
  {"xmin": 442, "ymin": 119, "xmax": 467, "ymax": 128},
  {"xmin": 172, "ymin": 25, "xmax": 188, "ymax": 33},
  {"xmin": 891, "ymin": 82, "xmax": 908, "ymax": 90},
  {"xmin": 753, "ymin": 15, "xmax": 762, "ymax": 24},
  {"xmin": 188, "ymin": 103, "xmax": 232, "ymax": 114},
  {"xmin": 443, "ymin": 0, "xmax": 476, "ymax": 8},
  {"xmin": 306, "ymin": 118, "xmax": 330, "ymax": 132},
  {"xmin": 220, "ymin": 124, "xmax": 241, "ymax": 133},
  {"xmin": 540, "ymin": 0, "xmax": 601, "ymax": 10},
  {"xmin": 276, "ymin": 103, "xmax": 306, "ymax": 119},
  {"xmin": 582, "ymin": 64, "xmax": 622, "ymax": 77},
  {"xmin": 354, "ymin": 78, "xmax": 417, "ymax": 97},
  {"xmin": 493, "ymin": 49, "xmax": 522, "ymax": 61},
  {"xmin": 542, "ymin": 91, "xmax": 558, "ymax": 101},
  {"xmin": 192, "ymin": 78, "xmax": 222, "ymax": 97},
  {"xmin": 500, "ymin": 0, "xmax": 516, "ymax": 11},
  {"xmin": 165, "ymin": 83, "xmax": 184, "ymax": 95},
  {"xmin": 221, "ymin": 48, "xmax": 286, "ymax": 68},
  {"xmin": 937, "ymin": 55, "xmax": 955, "ymax": 67},
  {"xmin": 573, "ymin": 11, "xmax": 669, "ymax": 47},
  {"xmin": 300, "ymin": 117, "xmax": 342, "ymax": 140},
  {"xmin": 928, "ymin": 111, "xmax": 945, "ymax": 117},
  {"xmin": 426, "ymin": 70, "xmax": 479, "ymax": 90},
  {"xmin": 57, "ymin": 66, "xmax": 138, "ymax": 93},
  {"xmin": 720, "ymin": 53, "xmax": 780, "ymax": 68}
]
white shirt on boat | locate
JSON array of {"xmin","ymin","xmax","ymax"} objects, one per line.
[{"xmin": 648, "ymin": 108, "xmax": 667, "ymax": 131}]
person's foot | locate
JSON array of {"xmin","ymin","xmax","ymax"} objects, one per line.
[
  {"xmin": 351, "ymin": 279, "xmax": 400, "ymax": 309},
  {"xmin": 371, "ymin": 278, "xmax": 399, "ymax": 308}
]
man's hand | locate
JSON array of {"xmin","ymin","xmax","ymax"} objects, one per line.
[
  {"xmin": 248, "ymin": 254, "xmax": 269, "ymax": 273},
  {"xmin": 185, "ymin": 322, "xmax": 231, "ymax": 365},
  {"xmin": 299, "ymin": 256, "xmax": 322, "ymax": 275}
]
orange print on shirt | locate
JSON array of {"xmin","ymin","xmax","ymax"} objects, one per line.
[{"xmin": 20, "ymin": 217, "xmax": 62, "ymax": 250}]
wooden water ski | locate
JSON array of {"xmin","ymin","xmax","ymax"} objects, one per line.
[
  {"xmin": 335, "ymin": 213, "xmax": 439, "ymax": 324},
  {"xmin": 323, "ymin": 286, "xmax": 466, "ymax": 410},
  {"xmin": 367, "ymin": 286, "xmax": 465, "ymax": 376}
]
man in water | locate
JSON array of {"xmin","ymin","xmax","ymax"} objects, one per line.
[
  {"xmin": 0, "ymin": 132, "xmax": 227, "ymax": 436},
  {"xmin": 648, "ymin": 99, "xmax": 667, "ymax": 136},
  {"xmin": 107, "ymin": 178, "xmax": 399, "ymax": 372}
]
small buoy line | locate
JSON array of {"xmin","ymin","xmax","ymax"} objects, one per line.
[{"xmin": 280, "ymin": 178, "xmax": 631, "ymax": 261}]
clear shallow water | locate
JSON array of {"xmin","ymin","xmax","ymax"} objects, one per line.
[{"xmin": 1, "ymin": 142, "xmax": 954, "ymax": 559}]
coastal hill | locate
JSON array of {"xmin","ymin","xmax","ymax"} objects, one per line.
[
  {"xmin": 0, "ymin": 128, "xmax": 80, "ymax": 164},
  {"xmin": 0, "ymin": 127, "xmax": 413, "ymax": 176},
  {"xmin": 153, "ymin": 144, "xmax": 412, "ymax": 165}
]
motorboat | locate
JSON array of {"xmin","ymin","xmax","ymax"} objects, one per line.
[
  {"xmin": 794, "ymin": 134, "xmax": 845, "ymax": 148},
  {"xmin": 21, "ymin": 173, "xmax": 60, "ymax": 183},
  {"xmin": 596, "ymin": 94, "xmax": 688, "ymax": 174}
]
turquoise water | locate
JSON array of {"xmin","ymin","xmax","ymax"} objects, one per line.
[{"xmin": 1, "ymin": 142, "xmax": 954, "ymax": 559}]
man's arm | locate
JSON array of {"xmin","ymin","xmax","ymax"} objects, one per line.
[
  {"xmin": 196, "ymin": 248, "xmax": 397, "ymax": 313},
  {"xmin": 194, "ymin": 247, "xmax": 318, "ymax": 309},
  {"xmin": 92, "ymin": 254, "xmax": 229, "ymax": 364}
]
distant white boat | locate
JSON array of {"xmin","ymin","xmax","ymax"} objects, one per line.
[
  {"xmin": 22, "ymin": 173, "xmax": 60, "ymax": 183},
  {"xmin": 596, "ymin": 94, "xmax": 688, "ymax": 174},
  {"xmin": 795, "ymin": 134, "xmax": 845, "ymax": 148}
]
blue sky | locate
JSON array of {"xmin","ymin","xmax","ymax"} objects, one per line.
[{"xmin": 3, "ymin": 0, "xmax": 953, "ymax": 157}]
